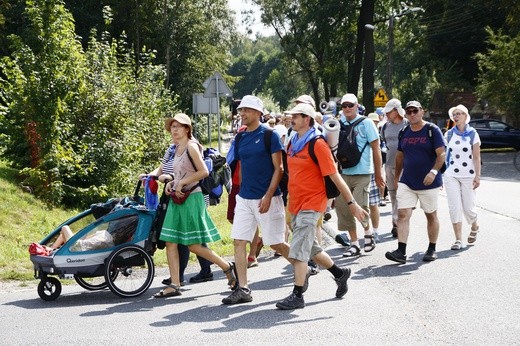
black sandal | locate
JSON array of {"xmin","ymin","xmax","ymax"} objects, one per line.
[
  {"xmin": 223, "ymin": 262, "xmax": 237, "ymax": 289},
  {"xmin": 364, "ymin": 234, "xmax": 376, "ymax": 253},
  {"xmin": 153, "ymin": 285, "xmax": 181, "ymax": 298},
  {"xmin": 343, "ymin": 244, "xmax": 361, "ymax": 257}
]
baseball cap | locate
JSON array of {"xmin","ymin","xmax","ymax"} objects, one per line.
[
  {"xmin": 284, "ymin": 103, "xmax": 316, "ymax": 119},
  {"xmin": 405, "ymin": 100, "xmax": 422, "ymax": 109},
  {"xmin": 340, "ymin": 93, "xmax": 358, "ymax": 104},
  {"xmin": 294, "ymin": 95, "xmax": 316, "ymax": 109},
  {"xmin": 237, "ymin": 95, "xmax": 264, "ymax": 115},
  {"xmin": 448, "ymin": 104, "xmax": 471, "ymax": 124},
  {"xmin": 383, "ymin": 98, "xmax": 405, "ymax": 117}
]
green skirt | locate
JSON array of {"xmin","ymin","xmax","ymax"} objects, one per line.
[{"xmin": 159, "ymin": 192, "xmax": 221, "ymax": 245}]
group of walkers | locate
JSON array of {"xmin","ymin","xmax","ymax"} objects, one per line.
[{"xmin": 142, "ymin": 92, "xmax": 482, "ymax": 310}]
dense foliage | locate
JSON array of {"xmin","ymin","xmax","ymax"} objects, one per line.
[
  {"xmin": 1, "ymin": 0, "xmax": 520, "ymax": 210},
  {"xmin": 0, "ymin": 0, "xmax": 175, "ymax": 207}
]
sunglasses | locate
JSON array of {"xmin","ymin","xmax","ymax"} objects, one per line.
[
  {"xmin": 341, "ymin": 103, "xmax": 356, "ymax": 108},
  {"xmin": 405, "ymin": 108, "xmax": 419, "ymax": 115}
]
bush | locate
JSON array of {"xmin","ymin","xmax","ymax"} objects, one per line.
[{"xmin": 0, "ymin": 1, "xmax": 177, "ymax": 208}]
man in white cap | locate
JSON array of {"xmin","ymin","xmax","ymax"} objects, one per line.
[
  {"xmin": 294, "ymin": 94, "xmax": 316, "ymax": 109},
  {"xmin": 380, "ymin": 98, "xmax": 408, "ymax": 237},
  {"xmin": 222, "ymin": 95, "xmax": 290, "ymax": 305},
  {"xmin": 385, "ymin": 100, "xmax": 445, "ymax": 264},
  {"xmin": 275, "ymin": 102, "xmax": 367, "ymax": 309},
  {"xmin": 335, "ymin": 93, "xmax": 384, "ymax": 257}
]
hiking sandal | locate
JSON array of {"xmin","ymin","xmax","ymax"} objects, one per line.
[
  {"xmin": 343, "ymin": 244, "xmax": 361, "ymax": 257},
  {"xmin": 468, "ymin": 227, "xmax": 479, "ymax": 244},
  {"xmin": 364, "ymin": 234, "xmax": 376, "ymax": 253},
  {"xmin": 451, "ymin": 240, "xmax": 463, "ymax": 250},
  {"xmin": 224, "ymin": 262, "xmax": 237, "ymax": 288}
]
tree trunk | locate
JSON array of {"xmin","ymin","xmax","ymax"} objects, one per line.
[{"xmin": 362, "ymin": 0, "xmax": 375, "ymax": 113}]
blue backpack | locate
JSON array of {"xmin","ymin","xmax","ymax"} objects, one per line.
[{"xmin": 187, "ymin": 147, "xmax": 231, "ymax": 205}]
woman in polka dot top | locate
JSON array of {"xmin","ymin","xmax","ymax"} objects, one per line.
[{"xmin": 444, "ymin": 104, "xmax": 482, "ymax": 250}]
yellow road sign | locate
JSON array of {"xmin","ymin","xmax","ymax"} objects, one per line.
[{"xmin": 374, "ymin": 88, "xmax": 389, "ymax": 107}]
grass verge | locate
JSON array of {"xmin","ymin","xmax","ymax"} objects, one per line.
[{"xmin": 0, "ymin": 160, "xmax": 232, "ymax": 283}]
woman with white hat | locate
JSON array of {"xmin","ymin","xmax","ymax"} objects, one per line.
[{"xmin": 444, "ymin": 105, "xmax": 481, "ymax": 250}]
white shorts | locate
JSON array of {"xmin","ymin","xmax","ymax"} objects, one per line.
[
  {"xmin": 231, "ymin": 195, "xmax": 286, "ymax": 245},
  {"xmin": 396, "ymin": 183, "xmax": 439, "ymax": 214}
]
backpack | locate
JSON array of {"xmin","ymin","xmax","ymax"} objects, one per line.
[
  {"xmin": 398, "ymin": 122, "xmax": 447, "ymax": 173},
  {"xmin": 287, "ymin": 135, "xmax": 340, "ymax": 199},
  {"xmin": 187, "ymin": 147, "xmax": 232, "ymax": 205},
  {"xmin": 336, "ymin": 117, "xmax": 367, "ymax": 169},
  {"xmin": 234, "ymin": 128, "xmax": 288, "ymax": 193}
]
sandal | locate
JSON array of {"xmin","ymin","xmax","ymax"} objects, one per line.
[
  {"xmin": 343, "ymin": 244, "xmax": 361, "ymax": 257},
  {"xmin": 468, "ymin": 227, "xmax": 479, "ymax": 244},
  {"xmin": 153, "ymin": 285, "xmax": 181, "ymax": 298},
  {"xmin": 224, "ymin": 261, "xmax": 237, "ymax": 288},
  {"xmin": 451, "ymin": 240, "xmax": 463, "ymax": 250},
  {"xmin": 364, "ymin": 234, "xmax": 376, "ymax": 253}
]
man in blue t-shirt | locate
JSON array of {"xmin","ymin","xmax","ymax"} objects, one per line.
[
  {"xmin": 222, "ymin": 95, "xmax": 290, "ymax": 305},
  {"xmin": 385, "ymin": 100, "xmax": 446, "ymax": 264},
  {"xmin": 335, "ymin": 93, "xmax": 384, "ymax": 258}
]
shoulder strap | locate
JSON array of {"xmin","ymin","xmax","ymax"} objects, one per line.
[
  {"xmin": 234, "ymin": 132, "xmax": 244, "ymax": 160},
  {"xmin": 352, "ymin": 117, "xmax": 366, "ymax": 127},
  {"xmin": 381, "ymin": 122, "xmax": 388, "ymax": 142},
  {"xmin": 308, "ymin": 136, "xmax": 323, "ymax": 166},
  {"xmin": 447, "ymin": 128, "xmax": 454, "ymax": 144},
  {"xmin": 469, "ymin": 128, "xmax": 476, "ymax": 146},
  {"xmin": 427, "ymin": 122, "xmax": 434, "ymax": 140},
  {"xmin": 398, "ymin": 124, "xmax": 409, "ymax": 142},
  {"xmin": 186, "ymin": 147, "xmax": 196, "ymax": 171},
  {"xmin": 264, "ymin": 128, "xmax": 273, "ymax": 154}
]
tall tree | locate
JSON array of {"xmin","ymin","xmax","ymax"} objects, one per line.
[
  {"xmin": 476, "ymin": 29, "xmax": 520, "ymax": 125},
  {"xmin": 254, "ymin": 0, "xmax": 358, "ymax": 103}
]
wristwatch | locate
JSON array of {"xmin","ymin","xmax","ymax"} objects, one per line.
[
  {"xmin": 347, "ymin": 200, "xmax": 355, "ymax": 205},
  {"xmin": 430, "ymin": 169, "xmax": 438, "ymax": 176}
]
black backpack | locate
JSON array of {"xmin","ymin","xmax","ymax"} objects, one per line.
[
  {"xmin": 287, "ymin": 135, "xmax": 340, "ymax": 199},
  {"xmin": 336, "ymin": 117, "xmax": 367, "ymax": 169},
  {"xmin": 234, "ymin": 128, "xmax": 288, "ymax": 193}
]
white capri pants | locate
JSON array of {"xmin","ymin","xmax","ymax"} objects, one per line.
[{"xmin": 444, "ymin": 175, "xmax": 478, "ymax": 225}]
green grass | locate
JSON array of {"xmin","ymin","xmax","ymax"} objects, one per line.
[{"xmin": 0, "ymin": 160, "xmax": 233, "ymax": 282}]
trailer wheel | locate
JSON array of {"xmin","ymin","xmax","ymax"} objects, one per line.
[
  {"xmin": 105, "ymin": 245, "xmax": 154, "ymax": 298},
  {"xmin": 74, "ymin": 270, "xmax": 118, "ymax": 291},
  {"xmin": 37, "ymin": 277, "xmax": 62, "ymax": 301}
]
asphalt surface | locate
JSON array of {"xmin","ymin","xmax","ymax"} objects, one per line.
[{"xmin": 1, "ymin": 151, "xmax": 519, "ymax": 345}]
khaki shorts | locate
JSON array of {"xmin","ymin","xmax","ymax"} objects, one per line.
[
  {"xmin": 288, "ymin": 210, "xmax": 323, "ymax": 262},
  {"xmin": 396, "ymin": 183, "xmax": 439, "ymax": 213}
]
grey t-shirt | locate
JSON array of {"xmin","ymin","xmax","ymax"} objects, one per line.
[{"xmin": 382, "ymin": 119, "xmax": 408, "ymax": 168}]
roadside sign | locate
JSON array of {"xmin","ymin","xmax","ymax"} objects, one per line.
[
  {"xmin": 374, "ymin": 88, "xmax": 389, "ymax": 107},
  {"xmin": 203, "ymin": 71, "xmax": 232, "ymax": 98}
]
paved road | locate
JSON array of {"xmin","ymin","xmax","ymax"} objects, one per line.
[{"xmin": 1, "ymin": 152, "xmax": 519, "ymax": 345}]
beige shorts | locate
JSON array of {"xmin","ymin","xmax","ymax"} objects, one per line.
[
  {"xmin": 396, "ymin": 183, "xmax": 439, "ymax": 213},
  {"xmin": 231, "ymin": 195, "xmax": 286, "ymax": 245}
]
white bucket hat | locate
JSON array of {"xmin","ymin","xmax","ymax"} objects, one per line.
[{"xmin": 237, "ymin": 95, "xmax": 264, "ymax": 115}]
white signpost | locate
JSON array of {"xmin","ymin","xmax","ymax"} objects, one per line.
[{"xmin": 202, "ymin": 71, "xmax": 232, "ymax": 152}]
